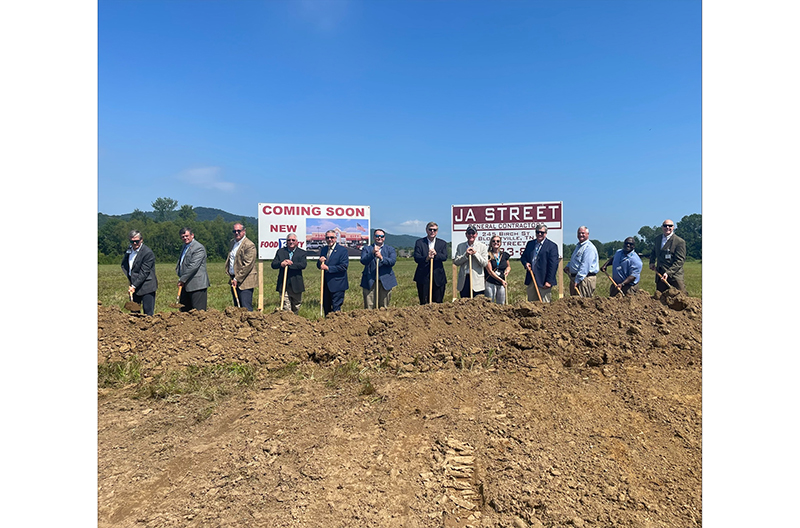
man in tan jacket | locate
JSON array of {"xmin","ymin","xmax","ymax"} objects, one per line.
[
  {"xmin": 649, "ymin": 219, "xmax": 686, "ymax": 293},
  {"xmin": 228, "ymin": 223, "xmax": 258, "ymax": 310}
]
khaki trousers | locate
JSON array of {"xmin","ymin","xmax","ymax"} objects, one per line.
[
  {"xmin": 363, "ymin": 282, "xmax": 392, "ymax": 309},
  {"xmin": 526, "ymin": 282, "xmax": 552, "ymax": 303},
  {"xmin": 569, "ymin": 275, "xmax": 596, "ymax": 297}
]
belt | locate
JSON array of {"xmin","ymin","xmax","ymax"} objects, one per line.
[{"xmin": 570, "ymin": 272, "xmax": 597, "ymax": 277}]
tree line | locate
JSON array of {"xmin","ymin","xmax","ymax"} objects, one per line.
[
  {"xmin": 99, "ymin": 197, "xmax": 700, "ymax": 264},
  {"xmin": 98, "ymin": 198, "xmax": 256, "ymax": 264}
]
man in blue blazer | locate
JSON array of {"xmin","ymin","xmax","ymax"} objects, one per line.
[
  {"xmin": 520, "ymin": 224, "xmax": 559, "ymax": 302},
  {"xmin": 121, "ymin": 230, "xmax": 158, "ymax": 315},
  {"xmin": 317, "ymin": 229, "xmax": 349, "ymax": 315},
  {"xmin": 360, "ymin": 228, "xmax": 397, "ymax": 309},
  {"xmin": 413, "ymin": 221, "xmax": 449, "ymax": 304}
]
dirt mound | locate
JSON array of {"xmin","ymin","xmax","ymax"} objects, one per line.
[
  {"xmin": 98, "ymin": 291, "xmax": 700, "ymax": 376},
  {"xmin": 98, "ymin": 292, "xmax": 702, "ymax": 527}
]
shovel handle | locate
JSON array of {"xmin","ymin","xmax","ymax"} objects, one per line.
[
  {"xmin": 528, "ymin": 267, "xmax": 542, "ymax": 302},
  {"xmin": 602, "ymin": 269, "xmax": 624, "ymax": 297}
]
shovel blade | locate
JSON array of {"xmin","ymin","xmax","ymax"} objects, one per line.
[{"xmin": 124, "ymin": 301, "xmax": 142, "ymax": 312}]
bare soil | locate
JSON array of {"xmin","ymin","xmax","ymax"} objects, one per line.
[{"xmin": 98, "ymin": 289, "xmax": 702, "ymax": 528}]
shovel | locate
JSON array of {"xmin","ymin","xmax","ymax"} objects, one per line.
[
  {"xmin": 602, "ymin": 269, "xmax": 625, "ymax": 297},
  {"xmin": 279, "ymin": 266, "xmax": 288, "ymax": 311},
  {"xmin": 320, "ymin": 267, "xmax": 325, "ymax": 316},
  {"xmin": 428, "ymin": 258, "xmax": 433, "ymax": 304},
  {"xmin": 528, "ymin": 267, "xmax": 543, "ymax": 302},
  {"xmin": 169, "ymin": 285, "xmax": 184, "ymax": 309},
  {"xmin": 232, "ymin": 283, "xmax": 241, "ymax": 308},
  {"xmin": 468, "ymin": 254, "xmax": 474, "ymax": 298},
  {"xmin": 374, "ymin": 251, "xmax": 380, "ymax": 309},
  {"xmin": 124, "ymin": 290, "xmax": 141, "ymax": 312}
]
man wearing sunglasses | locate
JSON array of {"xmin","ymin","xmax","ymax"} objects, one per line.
[
  {"xmin": 649, "ymin": 219, "xmax": 686, "ymax": 293},
  {"xmin": 601, "ymin": 237, "xmax": 642, "ymax": 296},
  {"xmin": 520, "ymin": 224, "xmax": 559, "ymax": 303},
  {"xmin": 360, "ymin": 228, "xmax": 397, "ymax": 309},
  {"xmin": 121, "ymin": 230, "xmax": 158, "ymax": 315},
  {"xmin": 317, "ymin": 230, "xmax": 349, "ymax": 314},
  {"xmin": 227, "ymin": 223, "xmax": 257, "ymax": 311},
  {"xmin": 413, "ymin": 221, "xmax": 449, "ymax": 304}
]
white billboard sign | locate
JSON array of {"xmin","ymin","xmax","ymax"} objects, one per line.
[
  {"xmin": 451, "ymin": 201, "xmax": 564, "ymax": 258},
  {"xmin": 258, "ymin": 203, "xmax": 371, "ymax": 260}
]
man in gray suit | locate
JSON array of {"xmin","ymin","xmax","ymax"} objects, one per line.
[{"xmin": 176, "ymin": 227, "xmax": 211, "ymax": 311}]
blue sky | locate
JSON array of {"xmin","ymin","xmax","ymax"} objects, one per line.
[{"xmin": 98, "ymin": 0, "xmax": 701, "ymax": 243}]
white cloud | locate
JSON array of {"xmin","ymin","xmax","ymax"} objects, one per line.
[
  {"xmin": 176, "ymin": 166, "xmax": 237, "ymax": 192},
  {"xmin": 399, "ymin": 220, "xmax": 425, "ymax": 229}
]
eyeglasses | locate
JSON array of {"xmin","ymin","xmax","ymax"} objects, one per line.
[
  {"xmin": 374, "ymin": 235, "xmax": 385, "ymax": 238},
  {"xmin": 325, "ymin": 236, "xmax": 336, "ymax": 239},
  {"xmin": 427, "ymin": 228, "xmax": 438, "ymax": 232},
  {"xmin": 536, "ymin": 231, "xmax": 546, "ymax": 235},
  {"xmin": 233, "ymin": 229, "xmax": 244, "ymax": 234},
  {"xmin": 624, "ymin": 242, "xmax": 636, "ymax": 246},
  {"xmin": 491, "ymin": 240, "xmax": 501, "ymax": 244},
  {"xmin": 662, "ymin": 224, "xmax": 674, "ymax": 228},
  {"xmin": 130, "ymin": 239, "xmax": 142, "ymax": 245},
  {"xmin": 287, "ymin": 239, "xmax": 297, "ymax": 242}
]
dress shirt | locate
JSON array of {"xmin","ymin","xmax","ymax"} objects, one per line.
[
  {"xmin": 127, "ymin": 247, "xmax": 140, "ymax": 275},
  {"xmin": 567, "ymin": 240, "xmax": 600, "ymax": 284},
  {"xmin": 229, "ymin": 238, "xmax": 243, "ymax": 275},
  {"xmin": 611, "ymin": 249, "xmax": 642, "ymax": 285}
]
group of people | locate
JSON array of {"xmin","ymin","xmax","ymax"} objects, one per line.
[{"xmin": 121, "ymin": 219, "xmax": 686, "ymax": 316}]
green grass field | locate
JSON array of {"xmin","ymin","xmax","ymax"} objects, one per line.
[{"xmin": 99, "ymin": 258, "xmax": 701, "ymax": 319}]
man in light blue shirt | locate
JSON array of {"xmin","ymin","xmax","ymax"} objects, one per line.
[
  {"xmin": 563, "ymin": 226, "xmax": 599, "ymax": 297},
  {"xmin": 601, "ymin": 237, "xmax": 642, "ymax": 296}
]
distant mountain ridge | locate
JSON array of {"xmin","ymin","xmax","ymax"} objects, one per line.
[{"xmin": 98, "ymin": 207, "xmax": 257, "ymax": 226}]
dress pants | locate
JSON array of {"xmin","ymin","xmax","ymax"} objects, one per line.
[
  {"xmin": 231, "ymin": 285, "xmax": 254, "ymax": 311},
  {"xmin": 417, "ymin": 281, "xmax": 445, "ymax": 304},
  {"xmin": 179, "ymin": 288, "xmax": 207, "ymax": 311},
  {"xmin": 322, "ymin": 284, "xmax": 345, "ymax": 315},
  {"xmin": 132, "ymin": 291, "xmax": 156, "ymax": 316}
]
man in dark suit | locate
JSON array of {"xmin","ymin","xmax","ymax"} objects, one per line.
[
  {"xmin": 360, "ymin": 228, "xmax": 398, "ymax": 309},
  {"xmin": 413, "ymin": 221, "xmax": 449, "ymax": 304},
  {"xmin": 649, "ymin": 219, "xmax": 686, "ymax": 293},
  {"xmin": 176, "ymin": 227, "xmax": 211, "ymax": 311},
  {"xmin": 317, "ymin": 230, "xmax": 349, "ymax": 315},
  {"xmin": 121, "ymin": 230, "xmax": 158, "ymax": 315},
  {"xmin": 272, "ymin": 233, "xmax": 307, "ymax": 313},
  {"xmin": 520, "ymin": 224, "xmax": 559, "ymax": 302}
]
